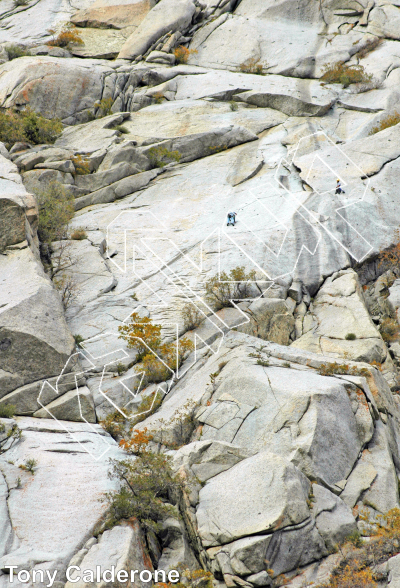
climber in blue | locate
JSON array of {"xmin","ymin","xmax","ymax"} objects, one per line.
[
  {"xmin": 227, "ymin": 211, "xmax": 237, "ymax": 226},
  {"xmin": 335, "ymin": 179, "xmax": 345, "ymax": 194}
]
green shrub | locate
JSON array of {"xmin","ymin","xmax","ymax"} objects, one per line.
[
  {"xmin": 14, "ymin": 0, "xmax": 29, "ymax": 5},
  {"xmin": 148, "ymin": 146, "xmax": 181, "ymax": 168},
  {"xmin": 229, "ymin": 100, "xmax": 238, "ymax": 111},
  {"xmin": 116, "ymin": 362, "xmax": 128, "ymax": 376},
  {"xmin": 181, "ymin": 302, "xmax": 203, "ymax": 331},
  {"xmin": 0, "ymin": 422, "xmax": 21, "ymax": 455},
  {"xmin": 106, "ymin": 429, "xmax": 181, "ymax": 532},
  {"xmin": 205, "ymin": 266, "xmax": 257, "ymax": 310},
  {"xmin": 131, "ymin": 391, "xmax": 164, "ymax": 426},
  {"xmin": 74, "ymin": 334, "xmax": 84, "ymax": 349},
  {"xmin": 345, "ymin": 333, "xmax": 356, "ymax": 340},
  {"xmin": 94, "ymin": 97, "xmax": 113, "ymax": 118},
  {"xmin": 36, "ymin": 181, "xmax": 74, "ymax": 243},
  {"xmin": 6, "ymin": 44, "xmax": 30, "ymax": 60},
  {"xmin": 320, "ymin": 61, "xmax": 372, "ymax": 88},
  {"xmin": 100, "ymin": 410, "xmax": 129, "ymax": 440},
  {"xmin": 0, "ymin": 404, "xmax": 16, "ymax": 418},
  {"xmin": 115, "ymin": 125, "xmax": 129, "ymax": 134},
  {"xmin": 0, "ymin": 108, "xmax": 62, "ymax": 148},
  {"xmin": 380, "ymin": 317, "xmax": 400, "ymax": 342},
  {"xmin": 19, "ymin": 457, "xmax": 37, "ymax": 474}
]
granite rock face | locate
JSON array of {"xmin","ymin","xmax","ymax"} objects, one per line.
[{"xmin": 3, "ymin": 0, "xmax": 400, "ymax": 586}]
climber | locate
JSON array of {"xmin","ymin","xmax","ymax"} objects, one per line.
[
  {"xmin": 335, "ymin": 179, "xmax": 345, "ymax": 194},
  {"xmin": 227, "ymin": 211, "xmax": 237, "ymax": 226}
]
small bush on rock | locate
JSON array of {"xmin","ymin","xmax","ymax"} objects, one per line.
[
  {"xmin": 320, "ymin": 62, "xmax": 372, "ymax": 88},
  {"xmin": 370, "ymin": 111, "xmax": 400, "ymax": 135},
  {"xmin": 118, "ymin": 312, "xmax": 194, "ymax": 384},
  {"xmin": 70, "ymin": 227, "xmax": 87, "ymax": 240},
  {"xmin": 19, "ymin": 457, "xmax": 37, "ymax": 474},
  {"xmin": 173, "ymin": 45, "xmax": 197, "ymax": 64},
  {"xmin": 345, "ymin": 333, "xmax": 356, "ymax": 340},
  {"xmin": 0, "ymin": 421, "xmax": 22, "ymax": 455},
  {"xmin": 0, "ymin": 404, "xmax": 16, "ymax": 418},
  {"xmin": 181, "ymin": 302, "xmax": 203, "ymax": 331},
  {"xmin": 115, "ymin": 125, "xmax": 129, "ymax": 134},
  {"xmin": 130, "ymin": 391, "xmax": 164, "ymax": 425},
  {"xmin": 0, "ymin": 108, "xmax": 62, "ymax": 148},
  {"xmin": 380, "ymin": 317, "xmax": 400, "ymax": 342},
  {"xmin": 239, "ymin": 57, "xmax": 265, "ymax": 75},
  {"xmin": 47, "ymin": 25, "xmax": 83, "ymax": 49},
  {"xmin": 71, "ymin": 154, "xmax": 90, "ymax": 175},
  {"xmin": 205, "ymin": 266, "xmax": 256, "ymax": 310},
  {"xmin": 356, "ymin": 37, "xmax": 383, "ymax": 60},
  {"xmin": 152, "ymin": 91, "xmax": 164, "ymax": 104},
  {"xmin": 73, "ymin": 334, "xmax": 84, "ymax": 349},
  {"xmin": 94, "ymin": 97, "xmax": 113, "ymax": 118},
  {"xmin": 6, "ymin": 44, "xmax": 30, "ymax": 60},
  {"xmin": 106, "ymin": 429, "xmax": 181, "ymax": 532},
  {"xmin": 148, "ymin": 146, "xmax": 181, "ymax": 168},
  {"xmin": 36, "ymin": 181, "xmax": 74, "ymax": 243}
]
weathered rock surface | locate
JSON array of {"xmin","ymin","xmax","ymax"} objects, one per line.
[
  {"xmin": 3, "ymin": 0, "xmax": 400, "ymax": 585},
  {"xmin": 0, "ymin": 57, "xmax": 112, "ymax": 124},
  {"xmin": 71, "ymin": 0, "xmax": 154, "ymax": 31},
  {"xmin": 292, "ymin": 269, "xmax": 387, "ymax": 363},
  {"xmin": 0, "ymin": 248, "xmax": 75, "ymax": 395},
  {"xmin": 0, "ymin": 418, "xmax": 121, "ymax": 583},
  {"xmin": 118, "ymin": 0, "xmax": 196, "ymax": 60}
]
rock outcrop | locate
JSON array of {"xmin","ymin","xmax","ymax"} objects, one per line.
[{"xmin": 3, "ymin": 0, "xmax": 400, "ymax": 586}]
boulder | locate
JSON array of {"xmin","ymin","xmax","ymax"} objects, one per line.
[
  {"xmin": 189, "ymin": 4, "xmax": 373, "ymax": 78},
  {"xmin": 146, "ymin": 51, "xmax": 176, "ymax": 65},
  {"xmin": 0, "ymin": 153, "xmax": 36, "ymax": 253},
  {"xmin": 354, "ymin": 421, "xmax": 400, "ymax": 514},
  {"xmin": 119, "ymin": 99, "xmax": 285, "ymax": 146},
  {"xmin": 0, "ymin": 0, "xmax": 100, "ymax": 45},
  {"xmin": 0, "ymin": 371, "xmax": 86, "ymax": 416},
  {"xmin": 0, "ymin": 470, "xmax": 13, "ymax": 559},
  {"xmin": 208, "ymin": 520, "xmax": 326, "ymax": 580},
  {"xmin": 74, "ymin": 169, "xmax": 161, "ymax": 210},
  {"xmin": 64, "ymin": 520, "xmax": 153, "ymax": 588},
  {"xmin": 236, "ymin": 298, "xmax": 295, "ymax": 345},
  {"xmin": 292, "ymin": 270, "xmax": 387, "ymax": 363},
  {"xmin": 22, "ymin": 169, "xmax": 76, "ymax": 196},
  {"xmin": 387, "ymin": 553, "xmax": 400, "ymax": 588},
  {"xmin": 172, "ymin": 440, "xmax": 251, "ymax": 483},
  {"xmin": 33, "ymin": 386, "xmax": 96, "ymax": 423},
  {"xmin": 157, "ymin": 515, "xmax": 199, "ymax": 573},
  {"xmin": 118, "ymin": 0, "xmax": 196, "ymax": 60},
  {"xmin": 174, "ymin": 70, "xmax": 337, "ymax": 117},
  {"xmin": 312, "ymin": 484, "xmax": 357, "ymax": 551},
  {"xmin": 70, "ymin": 28, "xmax": 133, "ymax": 60},
  {"xmin": 368, "ymin": 5, "xmax": 400, "ymax": 40},
  {"xmin": 0, "ymin": 248, "xmax": 75, "ymax": 395},
  {"xmin": 196, "ymin": 451, "xmax": 311, "ymax": 546},
  {"xmin": 75, "ymin": 162, "xmax": 140, "ymax": 192},
  {"xmin": 71, "ymin": 0, "xmax": 154, "ymax": 30},
  {"xmin": 55, "ymin": 113, "xmax": 130, "ymax": 153},
  {"xmin": 0, "ymin": 57, "xmax": 112, "ymax": 124}
]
